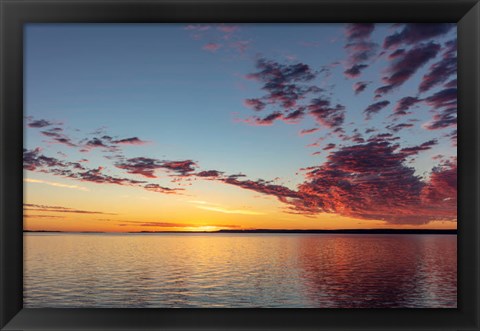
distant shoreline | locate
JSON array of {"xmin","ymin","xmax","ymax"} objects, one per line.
[{"xmin": 23, "ymin": 229, "xmax": 457, "ymax": 235}]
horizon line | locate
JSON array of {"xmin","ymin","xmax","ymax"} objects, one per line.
[{"xmin": 23, "ymin": 228, "xmax": 458, "ymax": 235}]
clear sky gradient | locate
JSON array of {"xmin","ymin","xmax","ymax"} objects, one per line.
[{"xmin": 24, "ymin": 23, "xmax": 457, "ymax": 232}]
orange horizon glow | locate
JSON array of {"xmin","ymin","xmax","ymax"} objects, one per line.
[{"xmin": 23, "ymin": 173, "xmax": 457, "ymax": 233}]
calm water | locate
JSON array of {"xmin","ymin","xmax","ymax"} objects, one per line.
[{"xmin": 23, "ymin": 233, "xmax": 457, "ymax": 308}]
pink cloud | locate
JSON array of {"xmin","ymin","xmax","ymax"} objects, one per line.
[{"xmin": 203, "ymin": 43, "xmax": 222, "ymax": 52}]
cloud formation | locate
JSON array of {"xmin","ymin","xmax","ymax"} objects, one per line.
[
  {"xmin": 115, "ymin": 157, "xmax": 197, "ymax": 178},
  {"xmin": 383, "ymin": 23, "xmax": 455, "ymax": 49},
  {"xmin": 363, "ymin": 100, "xmax": 390, "ymax": 119},
  {"xmin": 392, "ymin": 96, "xmax": 420, "ymax": 117},
  {"xmin": 24, "ymin": 203, "xmax": 116, "ymax": 215},
  {"xmin": 353, "ymin": 81, "xmax": 370, "ymax": 94},
  {"xmin": 28, "ymin": 119, "xmax": 54, "ymax": 128},
  {"xmin": 112, "ymin": 137, "xmax": 148, "ymax": 145},
  {"xmin": 423, "ymin": 88, "xmax": 457, "ymax": 130},
  {"xmin": 144, "ymin": 183, "xmax": 183, "ymax": 194},
  {"xmin": 308, "ymin": 98, "xmax": 345, "ymax": 128},
  {"xmin": 299, "ymin": 128, "xmax": 320, "ymax": 136},
  {"xmin": 375, "ymin": 42, "xmax": 440, "ymax": 96},
  {"xmin": 195, "ymin": 138, "xmax": 456, "ymax": 224},
  {"xmin": 343, "ymin": 24, "xmax": 377, "ymax": 78},
  {"xmin": 293, "ymin": 141, "xmax": 456, "ymax": 223},
  {"xmin": 240, "ymin": 58, "xmax": 330, "ymax": 127},
  {"xmin": 23, "ymin": 148, "xmax": 168, "ymax": 191},
  {"xmin": 386, "ymin": 122, "xmax": 414, "ymax": 133},
  {"xmin": 419, "ymin": 39, "xmax": 457, "ymax": 93}
]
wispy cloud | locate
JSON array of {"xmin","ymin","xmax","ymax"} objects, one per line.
[
  {"xmin": 203, "ymin": 42, "xmax": 221, "ymax": 52},
  {"xmin": 375, "ymin": 42, "xmax": 441, "ymax": 96},
  {"xmin": 196, "ymin": 205, "xmax": 265, "ymax": 216},
  {"xmin": 383, "ymin": 23, "xmax": 455, "ymax": 49},
  {"xmin": 24, "ymin": 203, "xmax": 116, "ymax": 215},
  {"xmin": 343, "ymin": 24, "xmax": 377, "ymax": 78},
  {"xmin": 24, "ymin": 178, "xmax": 89, "ymax": 191}
]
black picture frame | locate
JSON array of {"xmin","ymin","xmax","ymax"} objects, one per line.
[{"xmin": 1, "ymin": 0, "xmax": 479, "ymax": 330}]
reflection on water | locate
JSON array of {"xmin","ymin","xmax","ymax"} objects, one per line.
[{"xmin": 23, "ymin": 233, "xmax": 456, "ymax": 308}]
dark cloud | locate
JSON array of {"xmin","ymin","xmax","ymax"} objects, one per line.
[
  {"xmin": 115, "ymin": 157, "xmax": 161, "ymax": 178},
  {"xmin": 293, "ymin": 141, "xmax": 456, "ymax": 224},
  {"xmin": 242, "ymin": 58, "xmax": 321, "ymax": 125},
  {"xmin": 420, "ymin": 159, "xmax": 457, "ymax": 215},
  {"xmin": 383, "ymin": 23, "xmax": 455, "ymax": 49},
  {"xmin": 115, "ymin": 157, "xmax": 197, "ymax": 178},
  {"xmin": 423, "ymin": 88, "xmax": 457, "ymax": 130},
  {"xmin": 419, "ymin": 56, "xmax": 456, "ymax": 93},
  {"xmin": 195, "ymin": 170, "xmax": 224, "ymax": 178},
  {"xmin": 367, "ymin": 133, "xmax": 400, "ymax": 143},
  {"xmin": 247, "ymin": 58, "xmax": 316, "ymax": 85},
  {"xmin": 161, "ymin": 160, "xmax": 197, "ymax": 175},
  {"xmin": 374, "ymin": 85, "xmax": 394, "ymax": 97},
  {"xmin": 343, "ymin": 24, "xmax": 377, "ymax": 78},
  {"xmin": 375, "ymin": 42, "xmax": 440, "ymax": 96},
  {"xmin": 353, "ymin": 81, "xmax": 370, "ymax": 95},
  {"xmin": 39, "ymin": 128, "xmax": 77, "ymax": 147},
  {"xmin": 444, "ymin": 79, "xmax": 457, "ymax": 88},
  {"xmin": 447, "ymin": 130, "xmax": 457, "ymax": 147},
  {"xmin": 70, "ymin": 167, "xmax": 146, "ymax": 186},
  {"xmin": 344, "ymin": 64, "xmax": 369, "ymax": 78},
  {"xmin": 283, "ymin": 108, "xmax": 305, "ymax": 122},
  {"xmin": 345, "ymin": 23, "xmax": 375, "ymax": 40},
  {"xmin": 424, "ymin": 87, "xmax": 457, "ymax": 109},
  {"xmin": 342, "ymin": 132, "xmax": 365, "ymax": 144},
  {"xmin": 388, "ymin": 49, "xmax": 405, "ymax": 59},
  {"xmin": 85, "ymin": 138, "xmax": 109, "ymax": 148},
  {"xmin": 392, "ymin": 96, "xmax": 420, "ymax": 116},
  {"xmin": 400, "ymin": 139, "xmax": 438, "ymax": 156},
  {"xmin": 27, "ymin": 119, "xmax": 53, "ymax": 128},
  {"xmin": 222, "ymin": 176, "xmax": 301, "ymax": 204},
  {"xmin": 423, "ymin": 107, "xmax": 457, "ymax": 130},
  {"xmin": 53, "ymin": 137, "xmax": 77, "ymax": 147},
  {"xmin": 323, "ymin": 143, "xmax": 336, "ymax": 151},
  {"xmin": 243, "ymin": 111, "xmax": 284, "ymax": 126},
  {"xmin": 419, "ymin": 39, "xmax": 456, "ymax": 93},
  {"xmin": 213, "ymin": 137, "xmax": 455, "ymax": 224},
  {"xmin": 307, "ymin": 98, "xmax": 345, "ymax": 128},
  {"xmin": 242, "ymin": 58, "xmax": 340, "ymax": 128},
  {"xmin": 386, "ymin": 122, "xmax": 414, "ymax": 133},
  {"xmin": 363, "ymin": 100, "xmax": 390, "ymax": 119},
  {"xmin": 112, "ymin": 137, "xmax": 148, "ymax": 145},
  {"xmin": 24, "ymin": 148, "xmax": 146, "ymax": 188},
  {"xmin": 244, "ymin": 98, "xmax": 266, "ymax": 112},
  {"xmin": 144, "ymin": 183, "xmax": 183, "ymax": 194},
  {"xmin": 299, "ymin": 128, "xmax": 320, "ymax": 136},
  {"xmin": 346, "ymin": 42, "xmax": 378, "ymax": 63},
  {"xmin": 23, "ymin": 148, "xmax": 71, "ymax": 171}
]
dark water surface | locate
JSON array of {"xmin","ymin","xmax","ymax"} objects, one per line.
[{"xmin": 23, "ymin": 233, "xmax": 457, "ymax": 308}]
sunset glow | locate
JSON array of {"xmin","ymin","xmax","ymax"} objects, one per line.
[{"xmin": 24, "ymin": 23, "xmax": 457, "ymax": 232}]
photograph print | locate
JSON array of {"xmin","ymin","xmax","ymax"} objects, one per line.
[{"xmin": 23, "ymin": 23, "xmax": 457, "ymax": 308}]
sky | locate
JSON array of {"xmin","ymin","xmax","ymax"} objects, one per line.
[{"xmin": 23, "ymin": 23, "xmax": 457, "ymax": 232}]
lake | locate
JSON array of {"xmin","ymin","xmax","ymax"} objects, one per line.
[{"xmin": 23, "ymin": 233, "xmax": 457, "ymax": 308}]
